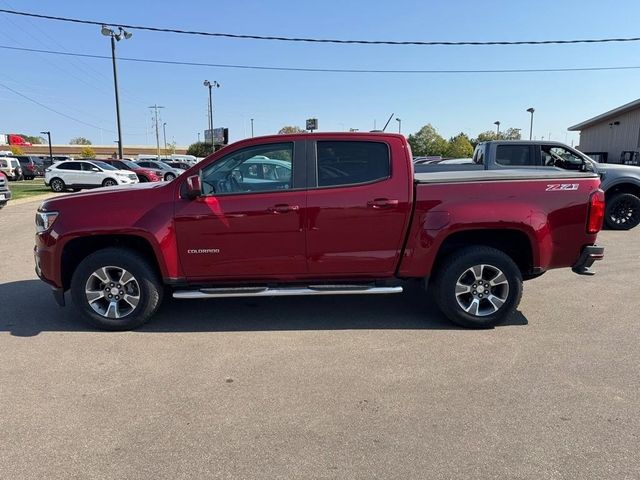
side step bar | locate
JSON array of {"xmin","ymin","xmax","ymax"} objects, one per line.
[{"xmin": 173, "ymin": 285, "xmax": 403, "ymax": 299}]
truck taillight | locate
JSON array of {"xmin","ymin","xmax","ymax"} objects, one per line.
[{"xmin": 587, "ymin": 189, "xmax": 605, "ymax": 234}]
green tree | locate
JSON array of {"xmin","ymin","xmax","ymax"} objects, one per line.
[
  {"xmin": 473, "ymin": 127, "xmax": 522, "ymax": 146},
  {"xmin": 70, "ymin": 137, "xmax": 92, "ymax": 145},
  {"xmin": 407, "ymin": 124, "xmax": 449, "ymax": 157},
  {"xmin": 446, "ymin": 133, "xmax": 474, "ymax": 158},
  {"xmin": 278, "ymin": 126, "xmax": 304, "ymax": 134},
  {"xmin": 186, "ymin": 142, "xmax": 214, "ymax": 157},
  {"xmin": 80, "ymin": 146, "xmax": 96, "ymax": 158}
]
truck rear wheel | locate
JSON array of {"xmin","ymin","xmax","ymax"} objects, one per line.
[
  {"xmin": 604, "ymin": 193, "xmax": 640, "ymax": 230},
  {"xmin": 70, "ymin": 248, "xmax": 163, "ymax": 330},
  {"xmin": 433, "ymin": 246, "xmax": 523, "ymax": 328}
]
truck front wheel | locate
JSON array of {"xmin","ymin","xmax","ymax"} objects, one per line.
[
  {"xmin": 70, "ymin": 248, "xmax": 163, "ymax": 330},
  {"xmin": 433, "ymin": 246, "xmax": 523, "ymax": 328},
  {"xmin": 604, "ymin": 193, "xmax": 640, "ymax": 230}
]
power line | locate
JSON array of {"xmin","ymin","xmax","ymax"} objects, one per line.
[
  {"xmin": 2, "ymin": 44, "xmax": 640, "ymax": 74},
  {"xmin": 1, "ymin": 8, "xmax": 640, "ymax": 46},
  {"xmin": 0, "ymin": 81, "xmax": 115, "ymax": 132}
]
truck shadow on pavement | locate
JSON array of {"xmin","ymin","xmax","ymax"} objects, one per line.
[{"xmin": 0, "ymin": 280, "xmax": 528, "ymax": 337}]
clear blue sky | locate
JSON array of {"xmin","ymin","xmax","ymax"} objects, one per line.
[{"xmin": 1, "ymin": 0, "xmax": 640, "ymax": 147}]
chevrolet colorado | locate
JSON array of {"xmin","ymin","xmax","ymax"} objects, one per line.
[
  {"xmin": 416, "ymin": 140, "xmax": 640, "ymax": 230},
  {"xmin": 35, "ymin": 133, "xmax": 605, "ymax": 330}
]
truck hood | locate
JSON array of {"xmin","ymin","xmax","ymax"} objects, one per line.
[
  {"xmin": 596, "ymin": 162, "xmax": 639, "ymax": 172},
  {"xmin": 40, "ymin": 181, "xmax": 168, "ymax": 211}
]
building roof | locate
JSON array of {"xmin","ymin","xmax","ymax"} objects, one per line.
[{"xmin": 568, "ymin": 98, "xmax": 640, "ymax": 131}]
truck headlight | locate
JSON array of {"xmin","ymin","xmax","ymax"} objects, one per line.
[{"xmin": 36, "ymin": 211, "xmax": 59, "ymax": 233}]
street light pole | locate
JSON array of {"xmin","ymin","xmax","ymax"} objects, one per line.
[
  {"xmin": 163, "ymin": 122, "xmax": 167, "ymax": 153},
  {"xmin": 527, "ymin": 107, "xmax": 535, "ymax": 140},
  {"xmin": 251, "ymin": 118, "xmax": 254, "ymax": 137},
  {"xmin": 40, "ymin": 131, "xmax": 52, "ymax": 165},
  {"xmin": 203, "ymin": 80, "xmax": 220, "ymax": 151},
  {"xmin": 396, "ymin": 117, "xmax": 402, "ymax": 134},
  {"xmin": 494, "ymin": 121, "xmax": 501, "ymax": 138},
  {"xmin": 101, "ymin": 25, "xmax": 132, "ymax": 159}
]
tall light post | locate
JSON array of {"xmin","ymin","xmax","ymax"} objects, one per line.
[
  {"xmin": 494, "ymin": 121, "xmax": 501, "ymax": 138},
  {"xmin": 203, "ymin": 80, "xmax": 220, "ymax": 151},
  {"xmin": 251, "ymin": 118, "xmax": 254, "ymax": 137},
  {"xmin": 163, "ymin": 122, "xmax": 167, "ymax": 153},
  {"xmin": 101, "ymin": 25, "xmax": 132, "ymax": 159},
  {"xmin": 40, "ymin": 131, "xmax": 52, "ymax": 165},
  {"xmin": 197, "ymin": 132, "xmax": 201, "ymax": 142},
  {"xmin": 396, "ymin": 117, "xmax": 402, "ymax": 134},
  {"xmin": 527, "ymin": 107, "xmax": 535, "ymax": 140}
]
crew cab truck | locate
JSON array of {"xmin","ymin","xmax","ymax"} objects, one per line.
[
  {"xmin": 34, "ymin": 133, "xmax": 605, "ymax": 330},
  {"xmin": 416, "ymin": 140, "xmax": 640, "ymax": 230}
]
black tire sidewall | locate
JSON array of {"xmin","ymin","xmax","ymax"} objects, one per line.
[
  {"xmin": 605, "ymin": 193, "xmax": 640, "ymax": 230},
  {"xmin": 70, "ymin": 248, "xmax": 162, "ymax": 330},
  {"xmin": 434, "ymin": 247, "xmax": 523, "ymax": 328}
]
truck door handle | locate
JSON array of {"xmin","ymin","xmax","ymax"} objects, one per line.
[
  {"xmin": 268, "ymin": 204, "xmax": 299, "ymax": 214},
  {"xmin": 367, "ymin": 198, "xmax": 399, "ymax": 209}
]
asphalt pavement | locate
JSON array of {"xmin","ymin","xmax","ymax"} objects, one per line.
[{"xmin": 1, "ymin": 199, "xmax": 639, "ymax": 479}]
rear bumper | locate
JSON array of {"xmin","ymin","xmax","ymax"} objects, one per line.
[{"xmin": 572, "ymin": 245, "xmax": 605, "ymax": 276}]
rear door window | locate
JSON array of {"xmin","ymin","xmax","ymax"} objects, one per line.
[
  {"xmin": 316, "ymin": 141, "xmax": 390, "ymax": 187},
  {"xmin": 495, "ymin": 145, "xmax": 535, "ymax": 167}
]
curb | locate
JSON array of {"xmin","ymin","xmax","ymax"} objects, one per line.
[{"xmin": 5, "ymin": 192, "xmax": 63, "ymax": 207}]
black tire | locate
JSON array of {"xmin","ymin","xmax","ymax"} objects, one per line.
[
  {"xmin": 138, "ymin": 175, "xmax": 148, "ymax": 183},
  {"xmin": 50, "ymin": 178, "xmax": 65, "ymax": 192},
  {"xmin": 604, "ymin": 193, "xmax": 640, "ymax": 230},
  {"xmin": 433, "ymin": 246, "xmax": 523, "ymax": 328},
  {"xmin": 70, "ymin": 248, "xmax": 163, "ymax": 330},
  {"xmin": 102, "ymin": 178, "xmax": 118, "ymax": 187},
  {"xmin": 164, "ymin": 173, "xmax": 176, "ymax": 181}
]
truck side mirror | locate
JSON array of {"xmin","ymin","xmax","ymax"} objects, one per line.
[{"xmin": 185, "ymin": 174, "xmax": 202, "ymax": 199}]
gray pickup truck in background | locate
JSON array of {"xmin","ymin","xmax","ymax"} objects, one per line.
[{"xmin": 415, "ymin": 140, "xmax": 640, "ymax": 230}]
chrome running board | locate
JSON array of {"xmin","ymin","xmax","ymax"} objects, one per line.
[{"xmin": 172, "ymin": 285, "xmax": 403, "ymax": 299}]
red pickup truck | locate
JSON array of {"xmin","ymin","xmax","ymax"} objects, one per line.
[{"xmin": 35, "ymin": 133, "xmax": 605, "ymax": 330}]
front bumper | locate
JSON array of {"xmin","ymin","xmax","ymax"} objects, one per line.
[
  {"xmin": 0, "ymin": 189, "xmax": 11, "ymax": 203},
  {"xmin": 572, "ymin": 245, "xmax": 605, "ymax": 276}
]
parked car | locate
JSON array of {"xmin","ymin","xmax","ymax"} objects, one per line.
[
  {"xmin": 0, "ymin": 157, "xmax": 23, "ymax": 181},
  {"xmin": 0, "ymin": 172, "xmax": 11, "ymax": 208},
  {"xmin": 163, "ymin": 160, "xmax": 192, "ymax": 171},
  {"xmin": 34, "ymin": 132, "xmax": 605, "ymax": 331},
  {"xmin": 15, "ymin": 156, "xmax": 45, "ymax": 180},
  {"xmin": 135, "ymin": 160, "xmax": 185, "ymax": 181},
  {"xmin": 416, "ymin": 140, "xmax": 640, "ymax": 230},
  {"xmin": 44, "ymin": 160, "xmax": 139, "ymax": 192},
  {"xmin": 100, "ymin": 159, "xmax": 162, "ymax": 182}
]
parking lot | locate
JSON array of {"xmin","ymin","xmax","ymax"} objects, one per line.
[{"xmin": 1, "ymin": 198, "xmax": 639, "ymax": 479}]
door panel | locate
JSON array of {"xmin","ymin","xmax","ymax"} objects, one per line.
[
  {"xmin": 306, "ymin": 139, "xmax": 412, "ymax": 276},
  {"xmin": 175, "ymin": 191, "xmax": 307, "ymax": 280}
]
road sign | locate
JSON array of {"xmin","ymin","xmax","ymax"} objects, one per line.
[{"xmin": 306, "ymin": 118, "xmax": 318, "ymax": 131}]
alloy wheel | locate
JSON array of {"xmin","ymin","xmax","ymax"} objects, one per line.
[
  {"xmin": 85, "ymin": 266, "xmax": 141, "ymax": 319},
  {"xmin": 454, "ymin": 264, "xmax": 509, "ymax": 317}
]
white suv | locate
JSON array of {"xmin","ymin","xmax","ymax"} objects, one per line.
[{"xmin": 44, "ymin": 160, "xmax": 139, "ymax": 192}]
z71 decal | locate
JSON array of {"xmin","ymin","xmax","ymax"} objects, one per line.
[{"xmin": 546, "ymin": 184, "xmax": 579, "ymax": 191}]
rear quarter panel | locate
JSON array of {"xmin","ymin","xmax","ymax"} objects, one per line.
[{"xmin": 399, "ymin": 177, "xmax": 601, "ymax": 277}]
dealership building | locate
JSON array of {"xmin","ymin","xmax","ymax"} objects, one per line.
[{"xmin": 569, "ymin": 98, "xmax": 640, "ymax": 164}]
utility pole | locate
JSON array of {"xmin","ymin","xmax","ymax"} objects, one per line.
[
  {"xmin": 203, "ymin": 80, "xmax": 220, "ymax": 151},
  {"xmin": 148, "ymin": 104, "xmax": 165, "ymax": 159}
]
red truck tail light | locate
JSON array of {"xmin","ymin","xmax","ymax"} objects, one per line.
[{"xmin": 587, "ymin": 189, "xmax": 605, "ymax": 234}]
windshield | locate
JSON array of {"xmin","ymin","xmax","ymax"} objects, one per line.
[
  {"xmin": 152, "ymin": 161, "xmax": 171, "ymax": 170},
  {"xmin": 92, "ymin": 161, "xmax": 117, "ymax": 171},
  {"xmin": 120, "ymin": 160, "xmax": 140, "ymax": 169}
]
